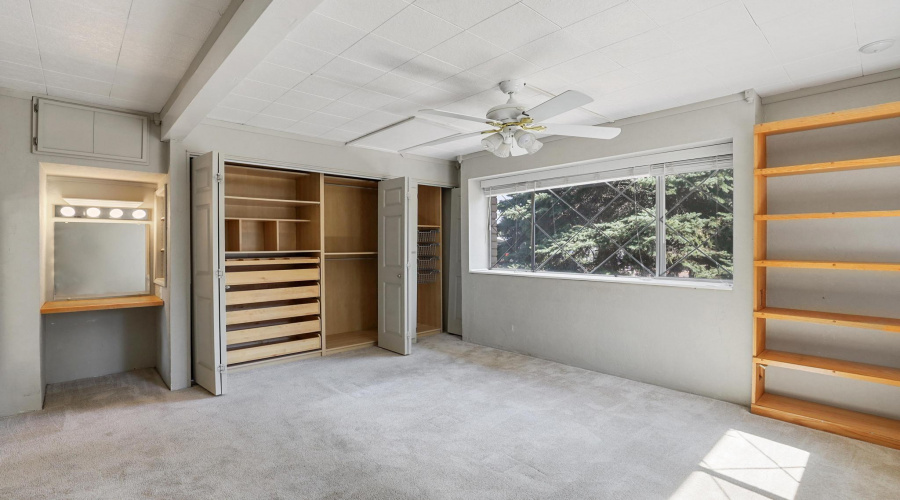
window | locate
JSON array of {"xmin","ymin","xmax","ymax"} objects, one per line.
[{"xmin": 487, "ymin": 153, "xmax": 733, "ymax": 283}]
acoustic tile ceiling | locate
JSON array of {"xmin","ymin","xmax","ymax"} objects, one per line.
[
  {"xmin": 0, "ymin": 0, "xmax": 230, "ymax": 112},
  {"xmin": 205, "ymin": 0, "xmax": 900, "ymax": 159}
]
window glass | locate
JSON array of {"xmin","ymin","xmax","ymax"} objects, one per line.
[
  {"xmin": 664, "ymin": 169, "xmax": 734, "ymax": 280},
  {"xmin": 487, "ymin": 166, "xmax": 734, "ymax": 283},
  {"xmin": 490, "ymin": 193, "xmax": 533, "ymax": 270},
  {"xmin": 533, "ymin": 178, "xmax": 656, "ymax": 277}
]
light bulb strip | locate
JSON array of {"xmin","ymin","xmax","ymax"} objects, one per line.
[{"xmin": 54, "ymin": 205, "xmax": 151, "ymax": 221}]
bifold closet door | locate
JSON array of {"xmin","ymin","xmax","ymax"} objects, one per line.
[
  {"xmin": 377, "ymin": 177, "xmax": 416, "ymax": 355},
  {"xmin": 191, "ymin": 151, "xmax": 227, "ymax": 395}
]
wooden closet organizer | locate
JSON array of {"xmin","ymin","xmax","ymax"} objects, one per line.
[
  {"xmin": 223, "ymin": 164, "xmax": 381, "ymax": 365},
  {"xmin": 752, "ymin": 101, "xmax": 900, "ymax": 449},
  {"xmin": 417, "ymin": 185, "xmax": 442, "ymax": 337}
]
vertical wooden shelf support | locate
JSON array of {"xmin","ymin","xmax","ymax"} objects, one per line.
[{"xmin": 751, "ymin": 100, "xmax": 900, "ymax": 450}]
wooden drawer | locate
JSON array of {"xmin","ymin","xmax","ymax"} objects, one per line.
[
  {"xmin": 226, "ymin": 301, "xmax": 319, "ymax": 325},
  {"xmin": 227, "ymin": 318, "xmax": 321, "ymax": 345},
  {"xmin": 226, "ymin": 284, "xmax": 319, "ymax": 306},
  {"xmin": 227, "ymin": 335, "xmax": 321, "ymax": 364},
  {"xmin": 226, "ymin": 267, "xmax": 319, "ymax": 286}
]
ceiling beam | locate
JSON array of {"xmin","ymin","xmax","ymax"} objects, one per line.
[{"xmin": 160, "ymin": 0, "xmax": 324, "ymax": 141}]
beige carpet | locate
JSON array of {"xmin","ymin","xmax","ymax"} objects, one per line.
[{"xmin": 1, "ymin": 333, "xmax": 898, "ymax": 499}]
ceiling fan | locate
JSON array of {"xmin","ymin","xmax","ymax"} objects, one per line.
[{"xmin": 405, "ymin": 79, "xmax": 620, "ymax": 158}]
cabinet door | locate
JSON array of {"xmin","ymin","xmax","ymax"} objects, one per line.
[
  {"xmin": 191, "ymin": 152, "xmax": 227, "ymax": 394},
  {"xmin": 377, "ymin": 177, "xmax": 417, "ymax": 354}
]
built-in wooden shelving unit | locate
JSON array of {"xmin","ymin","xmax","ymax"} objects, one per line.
[
  {"xmin": 752, "ymin": 100, "xmax": 900, "ymax": 450},
  {"xmin": 322, "ymin": 175, "xmax": 379, "ymax": 354},
  {"xmin": 223, "ymin": 164, "xmax": 324, "ymax": 365},
  {"xmin": 417, "ymin": 185, "xmax": 443, "ymax": 337}
]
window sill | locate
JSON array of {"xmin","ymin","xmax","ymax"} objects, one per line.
[{"xmin": 469, "ymin": 268, "xmax": 733, "ymax": 291}]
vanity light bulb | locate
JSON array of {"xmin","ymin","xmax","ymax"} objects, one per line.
[
  {"xmin": 109, "ymin": 209, "xmax": 124, "ymax": 219},
  {"xmin": 86, "ymin": 207, "xmax": 101, "ymax": 218},
  {"xmin": 60, "ymin": 206, "xmax": 76, "ymax": 217},
  {"xmin": 132, "ymin": 209, "xmax": 147, "ymax": 219}
]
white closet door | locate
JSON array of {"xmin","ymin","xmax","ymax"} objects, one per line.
[
  {"xmin": 378, "ymin": 177, "xmax": 416, "ymax": 355},
  {"xmin": 191, "ymin": 151, "xmax": 226, "ymax": 394}
]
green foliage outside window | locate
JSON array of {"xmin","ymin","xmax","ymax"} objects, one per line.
[{"xmin": 490, "ymin": 168, "xmax": 733, "ymax": 281}]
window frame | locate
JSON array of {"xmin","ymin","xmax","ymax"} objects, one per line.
[{"xmin": 471, "ymin": 142, "xmax": 734, "ymax": 291}]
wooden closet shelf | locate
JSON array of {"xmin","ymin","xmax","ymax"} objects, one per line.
[
  {"xmin": 326, "ymin": 330, "xmax": 377, "ymax": 353},
  {"xmin": 226, "ymin": 268, "xmax": 319, "ymax": 286},
  {"xmin": 227, "ymin": 319, "xmax": 321, "ymax": 345},
  {"xmin": 225, "ymin": 217, "xmax": 310, "ymax": 223},
  {"xmin": 225, "ymin": 250, "xmax": 320, "ymax": 256},
  {"xmin": 226, "ymin": 257, "xmax": 320, "ymax": 266},
  {"xmin": 754, "ymin": 101, "xmax": 900, "ymax": 135},
  {"xmin": 227, "ymin": 335, "xmax": 321, "ymax": 365},
  {"xmin": 754, "ymin": 349, "xmax": 900, "ymax": 387},
  {"xmin": 418, "ymin": 224, "xmax": 440, "ymax": 228},
  {"xmin": 325, "ymin": 251, "xmax": 377, "ymax": 257},
  {"xmin": 226, "ymin": 165, "xmax": 310, "ymax": 178},
  {"xmin": 755, "ymin": 307, "xmax": 900, "ymax": 333},
  {"xmin": 226, "ymin": 284, "xmax": 320, "ymax": 306},
  {"xmin": 751, "ymin": 394, "xmax": 900, "ymax": 450},
  {"xmin": 754, "ymin": 260, "xmax": 900, "ymax": 272},
  {"xmin": 756, "ymin": 155, "xmax": 900, "ymax": 177},
  {"xmin": 224, "ymin": 196, "xmax": 320, "ymax": 207},
  {"xmin": 755, "ymin": 210, "xmax": 900, "ymax": 221},
  {"xmin": 41, "ymin": 295, "xmax": 164, "ymax": 314},
  {"xmin": 226, "ymin": 301, "xmax": 320, "ymax": 326}
]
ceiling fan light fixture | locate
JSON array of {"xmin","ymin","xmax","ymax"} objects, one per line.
[
  {"xmin": 495, "ymin": 142, "xmax": 511, "ymax": 158},
  {"xmin": 482, "ymin": 133, "xmax": 503, "ymax": 152},
  {"xmin": 525, "ymin": 139, "xmax": 543, "ymax": 155},
  {"xmin": 514, "ymin": 129, "xmax": 536, "ymax": 149}
]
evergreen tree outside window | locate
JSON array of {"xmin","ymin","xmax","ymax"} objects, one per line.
[{"xmin": 488, "ymin": 160, "xmax": 733, "ymax": 282}]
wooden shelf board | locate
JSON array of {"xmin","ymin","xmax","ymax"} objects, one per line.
[
  {"xmin": 224, "ymin": 195, "xmax": 320, "ymax": 207},
  {"xmin": 418, "ymin": 224, "xmax": 440, "ymax": 228},
  {"xmin": 225, "ymin": 250, "xmax": 320, "ymax": 256},
  {"xmin": 325, "ymin": 329, "xmax": 377, "ymax": 354},
  {"xmin": 324, "ymin": 251, "xmax": 377, "ymax": 257},
  {"xmin": 41, "ymin": 295, "xmax": 163, "ymax": 314},
  {"xmin": 752, "ymin": 393, "xmax": 900, "ymax": 450},
  {"xmin": 756, "ymin": 155, "xmax": 900, "ymax": 177},
  {"xmin": 225, "ymin": 217, "xmax": 310, "ymax": 223},
  {"xmin": 755, "ymin": 210, "xmax": 900, "ymax": 221},
  {"xmin": 227, "ymin": 319, "xmax": 321, "ymax": 345},
  {"xmin": 226, "ymin": 257, "xmax": 320, "ymax": 266},
  {"xmin": 225, "ymin": 164, "xmax": 309, "ymax": 178},
  {"xmin": 754, "ymin": 101, "xmax": 900, "ymax": 136},
  {"xmin": 755, "ymin": 349, "xmax": 900, "ymax": 387},
  {"xmin": 227, "ymin": 335, "xmax": 321, "ymax": 365},
  {"xmin": 755, "ymin": 307, "xmax": 900, "ymax": 333},
  {"xmin": 754, "ymin": 260, "xmax": 900, "ymax": 272}
]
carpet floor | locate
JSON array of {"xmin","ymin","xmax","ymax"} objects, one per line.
[{"xmin": 1, "ymin": 333, "xmax": 898, "ymax": 499}]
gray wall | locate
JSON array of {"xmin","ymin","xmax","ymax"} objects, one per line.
[
  {"xmin": 43, "ymin": 308, "xmax": 159, "ymax": 384},
  {"xmin": 461, "ymin": 95, "xmax": 758, "ymax": 405},
  {"xmin": 460, "ymin": 77, "xmax": 900, "ymax": 414},
  {"xmin": 0, "ymin": 91, "xmax": 167, "ymax": 417}
]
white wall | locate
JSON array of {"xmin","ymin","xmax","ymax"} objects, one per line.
[
  {"xmin": 461, "ymin": 95, "xmax": 758, "ymax": 405},
  {"xmin": 0, "ymin": 92, "xmax": 167, "ymax": 417}
]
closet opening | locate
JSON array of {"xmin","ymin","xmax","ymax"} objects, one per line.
[{"xmin": 416, "ymin": 184, "xmax": 448, "ymax": 340}]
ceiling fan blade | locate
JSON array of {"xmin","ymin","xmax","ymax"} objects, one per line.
[
  {"xmin": 399, "ymin": 131, "xmax": 487, "ymax": 152},
  {"xmin": 525, "ymin": 90, "xmax": 594, "ymax": 122},
  {"xmin": 541, "ymin": 123, "xmax": 621, "ymax": 140},
  {"xmin": 418, "ymin": 109, "xmax": 491, "ymax": 124}
]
